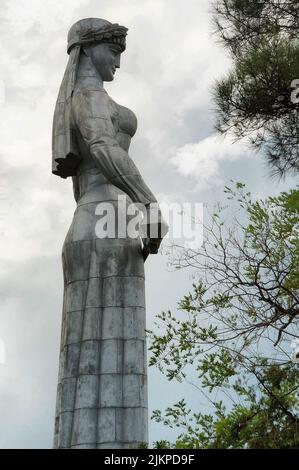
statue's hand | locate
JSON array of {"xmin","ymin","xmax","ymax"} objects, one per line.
[
  {"xmin": 140, "ymin": 206, "xmax": 169, "ymax": 239},
  {"xmin": 142, "ymin": 237, "xmax": 162, "ymax": 261},
  {"xmin": 140, "ymin": 204, "xmax": 169, "ymax": 261}
]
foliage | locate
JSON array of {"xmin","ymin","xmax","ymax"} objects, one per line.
[
  {"xmin": 148, "ymin": 183, "xmax": 299, "ymax": 448},
  {"xmin": 153, "ymin": 365, "xmax": 299, "ymax": 449},
  {"xmin": 212, "ymin": 0, "xmax": 299, "ymax": 176}
]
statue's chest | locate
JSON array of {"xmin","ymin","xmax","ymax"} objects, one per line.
[{"xmin": 108, "ymin": 98, "xmax": 138, "ymax": 138}]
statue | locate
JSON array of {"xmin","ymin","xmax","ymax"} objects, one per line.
[{"xmin": 52, "ymin": 18, "xmax": 168, "ymax": 449}]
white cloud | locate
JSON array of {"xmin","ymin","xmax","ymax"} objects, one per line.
[{"xmin": 171, "ymin": 135, "xmax": 251, "ymax": 189}]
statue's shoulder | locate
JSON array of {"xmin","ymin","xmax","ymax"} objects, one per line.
[
  {"xmin": 73, "ymin": 83, "xmax": 108, "ymax": 97},
  {"xmin": 72, "ymin": 83, "xmax": 110, "ymax": 115}
]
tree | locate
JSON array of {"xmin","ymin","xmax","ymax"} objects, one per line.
[
  {"xmin": 152, "ymin": 364, "xmax": 299, "ymax": 449},
  {"xmin": 148, "ymin": 183, "xmax": 299, "ymax": 448},
  {"xmin": 212, "ymin": 0, "xmax": 299, "ymax": 177}
]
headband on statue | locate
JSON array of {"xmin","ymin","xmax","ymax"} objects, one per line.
[
  {"xmin": 52, "ymin": 19, "xmax": 128, "ymax": 178},
  {"xmin": 67, "ymin": 23, "xmax": 128, "ymax": 54}
]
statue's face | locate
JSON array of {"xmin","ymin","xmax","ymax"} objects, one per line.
[{"xmin": 87, "ymin": 42, "xmax": 122, "ymax": 81}]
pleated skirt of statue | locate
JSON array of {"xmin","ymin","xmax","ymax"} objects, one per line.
[{"xmin": 53, "ymin": 199, "xmax": 148, "ymax": 449}]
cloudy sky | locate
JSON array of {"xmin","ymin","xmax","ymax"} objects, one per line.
[{"xmin": 0, "ymin": 0, "xmax": 297, "ymax": 448}]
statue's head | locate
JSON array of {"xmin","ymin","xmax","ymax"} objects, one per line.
[
  {"xmin": 67, "ymin": 18, "xmax": 128, "ymax": 82},
  {"xmin": 53, "ymin": 18, "xmax": 128, "ymax": 177}
]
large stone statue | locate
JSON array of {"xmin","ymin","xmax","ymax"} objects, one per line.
[{"xmin": 52, "ymin": 18, "xmax": 168, "ymax": 449}]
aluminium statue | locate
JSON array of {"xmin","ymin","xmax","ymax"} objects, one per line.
[{"xmin": 52, "ymin": 18, "xmax": 168, "ymax": 449}]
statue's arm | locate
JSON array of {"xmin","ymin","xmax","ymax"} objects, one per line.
[{"xmin": 72, "ymin": 89, "xmax": 157, "ymax": 206}]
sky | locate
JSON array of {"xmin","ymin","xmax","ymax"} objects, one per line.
[{"xmin": 0, "ymin": 0, "xmax": 297, "ymax": 449}]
